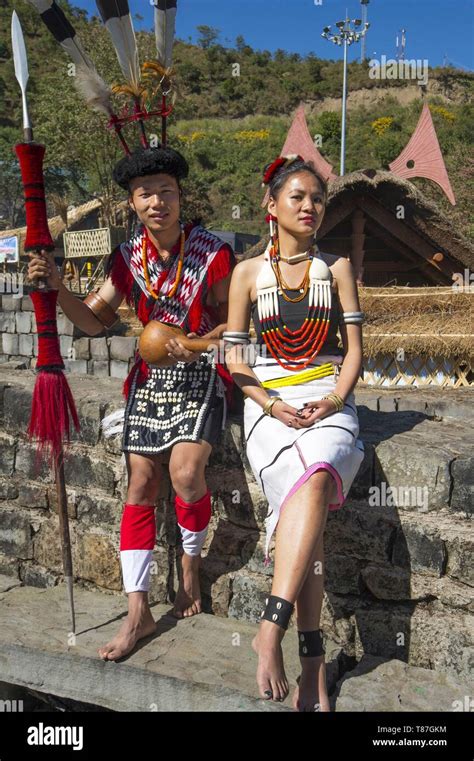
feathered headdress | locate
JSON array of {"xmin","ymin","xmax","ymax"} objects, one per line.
[{"xmin": 27, "ymin": 0, "xmax": 179, "ymax": 154}]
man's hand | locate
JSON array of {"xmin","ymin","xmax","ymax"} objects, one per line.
[
  {"xmin": 165, "ymin": 333, "xmax": 202, "ymax": 364},
  {"xmin": 27, "ymin": 249, "xmax": 62, "ymax": 290}
]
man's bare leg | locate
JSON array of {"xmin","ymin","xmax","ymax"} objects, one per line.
[
  {"xmin": 98, "ymin": 591, "xmax": 157, "ymax": 661},
  {"xmin": 98, "ymin": 452, "xmax": 162, "ymax": 661},
  {"xmin": 169, "ymin": 440, "xmax": 212, "ymax": 618}
]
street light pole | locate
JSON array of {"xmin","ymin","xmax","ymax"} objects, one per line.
[
  {"xmin": 341, "ymin": 33, "xmax": 348, "ymax": 175},
  {"xmin": 322, "ymin": 16, "xmax": 370, "ymax": 176}
]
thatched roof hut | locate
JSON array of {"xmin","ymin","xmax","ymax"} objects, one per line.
[
  {"xmin": 0, "ymin": 198, "xmax": 129, "ymax": 255},
  {"xmin": 245, "ymin": 172, "xmax": 473, "ymax": 384},
  {"xmin": 245, "ymin": 170, "xmax": 474, "ymax": 286}
]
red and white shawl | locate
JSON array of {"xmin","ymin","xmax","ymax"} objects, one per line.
[{"xmin": 106, "ymin": 220, "xmax": 236, "ymax": 401}]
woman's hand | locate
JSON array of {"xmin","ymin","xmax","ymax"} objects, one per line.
[
  {"xmin": 27, "ymin": 249, "xmax": 62, "ymax": 290},
  {"xmin": 166, "ymin": 336, "xmax": 202, "ymax": 364},
  {"xmin": 270, "ymin": 399, "xmax": 319, "ymax": 428},
  {"xmin": 296, "ymin": 398, "xmax": 340, "ymax": 423}
]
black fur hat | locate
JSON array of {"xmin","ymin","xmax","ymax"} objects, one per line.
[{"xmin": 113, "ymin": 146, "xmax": 189, "ymax": 191}]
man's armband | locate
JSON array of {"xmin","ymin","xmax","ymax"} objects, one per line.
[{"xmin": 83, "ymin": 291, "xmax": 119, "ymax": 329}]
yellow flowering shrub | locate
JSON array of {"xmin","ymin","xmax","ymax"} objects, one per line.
[{"xmin": 371, "ymin": 117, "xmax": 394, "ymax": 136}]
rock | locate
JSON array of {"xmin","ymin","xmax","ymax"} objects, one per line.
[
  {"xmin": 227, "ymin": 572, "xmax": 271, "ymax": 623},
  {"xmin": 90, "ymin": 360, "xmax": 110, "ymax": 377},
  {"xmin": 0, "ymin": 584, "xmax": 296, "ymax": 711},
  {"xmin": 18, "ymin": 334, "xmax": 33, "ymax": 357},
  {"xmin": 109, "ymin": 336, "xmax": 137, "ymax": 362},
  {"xmin": 325, "ymin": 502, "xmax": 397, "ymax": 563},
  {"xmin": 63, "ymin": 359, "xmax": 90, "ymax": 375},
  {"xmin": 210, "ymin": 470, "xmax": 268, "ymax": 531},
  {"xmin": 0, "ymin": 433, "xmax": 16, "ymax": 476},
  {"xmin": 374, "ymin": 434, "xmax": 452, "ymax": 511},
  {"xmin": 0, "ymin": 574, "xmax": 22, "ymax": 593},
  {"xmin": 60, "ymin": 334, "xmax": 74, "ymax": 357},
  {"xmin": 0, "ymin": 478, "xmax": 19, "ymax": 500},
  {"xmin": 326, "ymin": 554, "xmax": 365, "ymax": 595},
  {"xmin": 335, "ymin": 656, "xmax": 473, "ymax": 711},
  {"xmin": 74, "ymin": 530, "xmax": 122, "ymax": 590},
  {"xmin": 57, "ymin": 313, "xmax": 74, "ymax": 336},
  {"xmin": 450, "ymin": 457, "xmax": 474, "ymax": 515},
  {"xmin": 1, "ymin": 296, "xmax": 21, "ymax": 311},
  {"xmin": 70, "ymin": 399, "xmax": 106, "ymax": 447},
  {"xmin": 15, "ymin": 442, "xmax": 52, "ymax": 483},
  {"xmin": 33, "ymin": 518, "xmax": 64, "ymax": 571},
  {"xmin": 392, "ymin": 521, "xmax": 447, "ymax": 577},
  {"xmin": 76, "ymin": 491, "xmax": 122, "ymax": 529},
  {"xmin": 2, "ymin": 334, "xmax": 18, "ymax": 355},
  {"xmin": 110, "ymin": 360, "xmax": 129, "ymax": 379},
  {"xmin": 19, "ymin": 563, "xmax": 59, "ymax": 588},
  {"xmin": 73, "ymin": 337, "xmax": 91, "ymax": 360},
  {"xmin": 17, "ymin": 482, "xmax": 49, "ymax": 510},
  {"xmin": 15, "ymin": 312, "xmax": 32, "ymax": 334},
  {"xmin": 0, "ymin": 508, "xmax": 33, "ymax": 559},
  {"xmin": 0, "ymin": 314, "xmax": 16, "ymax": 332},
  {"xmin": 63, "ymin": 449, "xmax": 116, "ymax": 494},
  {"xmin": 444, "ymin": 527, "xmax": 474, "ymax": 586},
  {"xmin": 90, "ymin": 337, "xmax": 109, "ymax": 360}
]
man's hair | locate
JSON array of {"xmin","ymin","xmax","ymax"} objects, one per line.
[{"xmin": 113, "ymin": 146, "xmax": 189, "ymax": 191}]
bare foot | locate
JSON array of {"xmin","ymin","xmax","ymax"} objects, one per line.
[
  {"xmin": 97, "ymin": 605, "xmax": 156, "ymax": 661},
  {"xmin": 252, "ymin": 620, "xmax": 289, "ymax": 702},
  {"xmin": 172, "ymin": 553, "xmax": 202, "ymax": 618},
  {"xmin": 292, "ymin": 656, "xmax": 331, "ymax": 712}
]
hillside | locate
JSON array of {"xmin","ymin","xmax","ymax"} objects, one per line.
[{"xmin": 0, "ymin": 0, "xmax": 472, "ymax": 237}]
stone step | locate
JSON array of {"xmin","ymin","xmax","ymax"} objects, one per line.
[
  {"xmin": 0, "ymin": 578, "xmax": 344, "ymax": 712},
  {"xmin": 334, "ymin": 655, "xmax": 472, "ymax": 712}
]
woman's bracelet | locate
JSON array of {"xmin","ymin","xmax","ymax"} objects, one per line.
[
  {"xmin": 321, "ymin": 393, "xmax": 344, "ymax": 412},
  {"xmin": 262, "ymin": 396, "xmax": 282, "ymax": 417}
]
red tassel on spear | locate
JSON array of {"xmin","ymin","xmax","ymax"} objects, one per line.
[{"xmin": 12, "ymin": 11, "xmax": 79, "ymax": 633}]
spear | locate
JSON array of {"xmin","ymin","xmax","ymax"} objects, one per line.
[{"xmin": 11, "ymin": 10, "xmax": 78, "ymax": 633}]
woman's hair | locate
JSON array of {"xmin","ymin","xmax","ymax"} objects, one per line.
[{"xmin": 265, "ymin": 158, "xmax": 328, "ymax": 202}]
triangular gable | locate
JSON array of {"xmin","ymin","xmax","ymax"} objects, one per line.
[
  {"xmin": 389, "ymin": 103, "xmax": 456, "ymax": 205},
  {"xmin": 261, "ymin": 103, "xmax": 336, "ymax": 207}
]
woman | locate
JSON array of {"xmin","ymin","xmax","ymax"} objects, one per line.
[
  {"xmin": 224, "ymin": 155, "xmax": 365, "ymax": 711},
  {"xmin": 27, "ymin": 145, "xmax": 235, "ymax": 661}
]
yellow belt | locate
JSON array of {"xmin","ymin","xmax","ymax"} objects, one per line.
[{"xmin": 261, "ymin": 362, "xmax": 336, "ymax": 389}]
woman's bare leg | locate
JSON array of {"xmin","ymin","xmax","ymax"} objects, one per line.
[
  {"xmin": 292, "ymin": 533, "xmax": 330, "ymax": 711},
  {"xmin": 98, "ymin": 452, "xmax": 162, "ymax": 660},
  {"xmin": 252, "ymin": 470, "xmax": 333, "ymax": 702}
]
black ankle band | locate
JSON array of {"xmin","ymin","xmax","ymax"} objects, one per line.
[
  {"xmin": 260, "ymin": 595, "xmax": 294, "ymax": 630},
  {"xmin": 298, "ymin": 629, "xmax": 325, "ymax": 657}
]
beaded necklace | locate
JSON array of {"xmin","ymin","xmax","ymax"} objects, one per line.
[
  {"xmin": 256, "ymin": 242, "xmax": 332, "ymax": 371},
  {"xmin": 142, "ymin": 224, "xmax": 185, "ymax": 300}
]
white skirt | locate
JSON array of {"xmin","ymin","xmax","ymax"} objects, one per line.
[{"xmin": 244, "ymin": 354, "xmax": 365, "ymax": 563}]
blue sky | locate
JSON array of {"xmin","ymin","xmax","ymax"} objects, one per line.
[{"xmin": 76, "ymin": 0, "xmax": 473, "ymax": 70}]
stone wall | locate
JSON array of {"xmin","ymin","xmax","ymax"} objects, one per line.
[
  {"xmin": 0, "ymin": 291, "xmax": 137, "ymax": 381},
  {"xmin": 0, "ymin": 364, "xmax": 472, "ymax": 679}
]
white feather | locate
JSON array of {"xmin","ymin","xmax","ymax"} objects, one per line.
[
  {"xmin": 153, "ymin": 1, "xmax": 177, "ymax": 68},
  {"xmin": 75, "ymin": 64, "xmax": 112, "ymax": 116},
  {"xmin": 27, "ymin": 0, "xmax": 96, "ymax": 70},
  {"xmin": 101, "ymin": 408, "xmax": 125, "ymax": 438},
  {"xmin": 97, "ymin": 1, "xmax": 140, "ymax": 88}
]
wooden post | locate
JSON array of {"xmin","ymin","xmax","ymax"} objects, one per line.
[{"xmin": 351, "ymin": 208, "xmax": 366, "ymax": 285}]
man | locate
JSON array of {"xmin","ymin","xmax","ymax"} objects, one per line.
[{"xmin": 28, "ymin": 145, "xmax": 235, "ymax": 660}]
